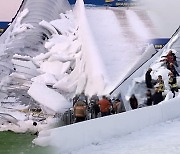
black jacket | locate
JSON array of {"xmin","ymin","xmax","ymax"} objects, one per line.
[
  {"xmin": 129, "ymin": 97, "xmax": 138, "ymax": 109},
  {"xmin": 146, "ymin": 93, "xmax": 153, "ymax": 106},
  {"xmin": 145, "ymin": 71, "xmax": 152, "ymax": 88},
  {"xmin": 152, "ymin": 92, "xmax": 163, "ymax": 105}
]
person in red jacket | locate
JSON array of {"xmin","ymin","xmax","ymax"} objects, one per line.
[
  {"xmin": 98, "ymin": 95, "xmax": 111, "ymax": 117},
  {"xmin": 160, "ymin": 50, "xmax": 176, "ymax": 69}
]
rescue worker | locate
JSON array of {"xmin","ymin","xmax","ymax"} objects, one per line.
[
  {"xmin": 112, "ymin": 99, "xmax": 121, "ymax": 114},
  {"xmin": 156, "ymin": 75, "xmax": 165, "ymax": 93},
  {"xmin": 98, "ymin": 95, "xmax": 111, "ymax": 117},
  {"xmin": 168, "ymin": 71, "xmax": 178, "ymax": 98},
  {"xmin": 145, "ymin": 68, "xmax": 153, "ymax": 88},
  {"xmin": 146, "ymin": 89, "xmax": 153, "ymax": 106},
  {"xmin": 169, "ymin": 50, "xmax": 178, "ymax": 67},
  {"xmin": 89, "ymin": 94, "xmax": 100, "ymax": 118},
  {"xmin": 169, "ymin": 63, "xmax": 179, "ymax": 77},
  {"xmin": 78, "ymin": 92, "xmax": 88, "ymax": 105},
  {"xmin": 129, "ymin": 94, "xmax": 138, "ymax": 109},
  {"xmin": 160, "ymin": 51, "xmax": 175, "ymax": 69},
  {"xmin": 73, "ymin": 101, "xmax": 87, "ymax": 123},
  {"xmin": 72, "ymin": 94, "xmax": 79, "ymax": 106},
  {"xmin": 152, "ymin": 87, "xmax": 164, "ymax": 105}
]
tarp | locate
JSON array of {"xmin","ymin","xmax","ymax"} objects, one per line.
[
  {"xmin": 0, "ymin": 22, "xmax": 9, "ymax": 29},
  {"xmin": 148, "ymin": 38, "xmax": 170, "ymax": 49},
  {"xmin": 0, "ymin": 22, "xmax": 9, "ymax": 35}
]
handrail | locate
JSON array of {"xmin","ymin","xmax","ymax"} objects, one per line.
[{"xmin": 109, "ymin": 49, "xmax": 158, "ymax": 95}]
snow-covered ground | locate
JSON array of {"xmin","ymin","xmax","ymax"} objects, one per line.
[{"xmin": 71, "ymin": 118, "xmax": 180, "ymax": 154}]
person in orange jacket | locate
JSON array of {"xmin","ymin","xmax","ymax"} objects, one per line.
[{"xmin": 98, "ymin": 95, "xmax": 111, "ymax": 117}]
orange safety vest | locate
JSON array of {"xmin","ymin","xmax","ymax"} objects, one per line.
[{"xmin": 74, "ymin": 105, "xmax": 86, "ymax": 117}]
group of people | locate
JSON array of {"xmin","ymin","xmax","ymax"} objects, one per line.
[
  {"xmin": 144, "ymin": 50, "xmax": 179, "ymax": 105},
  {"xmin": 72, "ymin": 92, "xmax": 123, "ymax": 123},
  {"xmin": 144, "ymin": 69, "xmax": 164, "ymax": 106},
  {"xmin": 72, "ymin": 50, "xmax": 179, "ymax": 122},
  {"xmin": 129, "ymin": 50, "xmax": 179, "ymax": 109}
]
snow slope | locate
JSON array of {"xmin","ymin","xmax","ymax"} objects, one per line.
[{"xmin": 85, "ymin": 7, "xmax": 158, "ymax": 90}]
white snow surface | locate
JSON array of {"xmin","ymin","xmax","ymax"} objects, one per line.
[
  {"xmin": 71, "ymin": 118, "xmax": 180, "ymax": 154},
  {"xmin": 85, "ymin": 7, "xmax": 156, "ymax": 91},
  {"xmin": 28, "ymin": 82, "xmax": 71, "ymax": 113}
]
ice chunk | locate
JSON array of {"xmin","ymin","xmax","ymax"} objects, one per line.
[{"xmin": 28, "ymin": 82, "xmax": 70, "ymax": 113}]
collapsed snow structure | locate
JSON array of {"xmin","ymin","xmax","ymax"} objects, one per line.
[{"xmin": 0, "ymin": 0, "xmax": 108, "ymax": 130}]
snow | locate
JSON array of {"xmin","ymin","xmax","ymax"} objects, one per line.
[
  {"xmin": 28, "ymin": 82, "xmax": 71, "ymax": 113},
  {"xmin": 71, "ymin": 118, "xmax": 180, "ymax": 154},
  {"xmin": 73, "ymin": 0, "xmax": 108, "ymax": 95},
  {"xmin": 1, "ymin": 0, "xmax": 180, "ymax": 153},
  {"xmin": 31, "ymin": 73, "xmax": 57, "ymax": 86},
  {"xmin": 126, "ymin": 9, "xmax": 151, "ymax": 39},
  {"xmin": 34, "ymin": 96, "xmax": 180, "ymax": 153},
  {"xmin": 39, "ymin": 20, "xmax": 58, "ymax": 35},
  {"xmin": 140, "ymin": 0, "xmax": 180, "ymax": 38},
  {"xmin": 6, "ymin": 8, "xmax": 31, "ymax": 43},
  {"xmin": 32, "ymin": 0, "xmax": 180, "ymax": 153},
  {"xmin": 85, "ymin": 7, "xmax": 157, "ymax": 91},
  {"xmin": 50, "ymin": 12, "xmax": 77, "ymax": 35}
]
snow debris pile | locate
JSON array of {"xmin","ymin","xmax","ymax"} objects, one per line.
[
  {"xmin": 27, "ymin": 9, "xmax": 107, "ymax": 112},
  {"xmin": 0, "ymin": 0, "xmax": 109, "ymax": 133},
  {"xmin": 0, "ymin": 1, "xmax": 108, "ymax": 131}
]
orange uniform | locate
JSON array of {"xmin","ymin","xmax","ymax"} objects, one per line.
[{"xmin": 98, "ymin": 98, "xmax": 111, "ymax": 113}]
